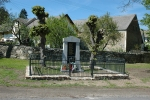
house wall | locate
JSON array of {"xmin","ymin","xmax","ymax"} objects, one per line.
[
  {"xmin": 126, "ymin": 16, "xmax": 142, "ymax": 51},
  {"xmin": 104, "ymin": 31, "xmax": 127, "ymax": 52},
  {"xmin": 12, "ymin": 22, "xmax": 19, "ymax": 34}
]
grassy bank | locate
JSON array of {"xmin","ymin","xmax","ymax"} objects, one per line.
[{"xmin": 0, "ymin": 58, "xmax": 150, "ymax": 88}]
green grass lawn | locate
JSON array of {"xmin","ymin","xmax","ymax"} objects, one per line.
[
  {"xmin": 0, "ymin": 58, "xmax": 29, "ymax": 69},
  {"xmin": 125, "ymin": 63, "xmax": 150, "ymax": 68},
  {"xmin": 0, "ymin": 58, "xmax": 28, "ymax": 86}
]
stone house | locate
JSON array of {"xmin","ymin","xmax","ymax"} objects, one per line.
[{"xmin": 73, "ymin": 14, "xmax": 143, "ymax": 52}]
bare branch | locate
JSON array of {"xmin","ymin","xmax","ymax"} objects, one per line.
[{"xmin": 119, "ymin": 0, "xmax": 142, "ymax": 12}]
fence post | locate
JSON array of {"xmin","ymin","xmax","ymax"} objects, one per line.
[
  {"xmin": 123, "ymin": 61, "xmax": 125, "ymax": 74},
  {"xmin": 69, "ymin": 63, "xmax": 72, "ymax": 77},
  {"xmin": 29, "ymin": 57, "xmax": 32, "ymax": 76},
  {"xmin": 91, "ymin": 60, "xmax": 94, "ymax": 78}
]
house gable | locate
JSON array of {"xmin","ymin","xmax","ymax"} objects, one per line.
[
  {"xmin": 112, "ymin": 14, "xmax": 136, "ymax": 31},
  {"xmin": 126, "ymin": 15, "xmax": 142, "ymax": 51}
]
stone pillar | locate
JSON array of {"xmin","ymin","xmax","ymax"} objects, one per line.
[
  {"xmin": 75, "ymin": 42, "xmax": 81, "ymax": 70},
  {"xmin": 62, "ymin": 40, "xmax": 67, "ymax": 64}
]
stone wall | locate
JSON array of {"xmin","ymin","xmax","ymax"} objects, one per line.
[
  {"xmin": 0, "ymin": 45, "xmax": 150, "ymax": 63},
  {"xmin": 0, "ymin": 45, "xmax": 33, "ymax": 59}
]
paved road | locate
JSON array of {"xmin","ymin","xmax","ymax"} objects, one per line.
[
  {"xmin": 1, "ymin": 96, "xmax": 150, "ymax": 100},
  {"xmin": 0, "ymin": 86, "xmax": 150, "ymax": 100}
]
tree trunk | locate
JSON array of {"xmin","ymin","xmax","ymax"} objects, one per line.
[
  {"xmin": 40, "ymin": 35, "xmax": 46, "ymax": 67},
  {"xmin": 89, "ymin": 31, "xmax": 96, "ymax": 77}
]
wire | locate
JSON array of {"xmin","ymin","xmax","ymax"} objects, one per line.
[
  {"xmin": 7, "ymin": 0, "xmax": 103, "ymax": 14},
  {"xmin": 52, "ymin": 0, "xmax": 102, "ymax": 13}
]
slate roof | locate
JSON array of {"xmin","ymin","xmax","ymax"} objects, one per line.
[
  {"xmin": 73, "ymin": 14, "xmax": 136, "ymax": 31},
  {"xmin": 27, "ymin": 19, "xmax": 39, "ymax": 28},
  {"xmin": 113, "ymin": 14, "xmax": 136, "ymax": 30},
  {"xmin": 25, "ymin": 14, "xmax": 75, "ymax": 28},
  {"xmin": 15, "ymin": 18, "xmax": 37, "ymax": 26},
  {"xmin": 13, "ymin": 14, "xmax": 137, "ymax": 32}
]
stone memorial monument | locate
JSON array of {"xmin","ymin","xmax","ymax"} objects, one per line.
[{"xmin": 62, "ymin": 36, "xmax": 81, "ymax": 72}]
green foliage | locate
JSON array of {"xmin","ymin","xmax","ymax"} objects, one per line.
[
  {"xmin": 142, "ymin": 0, "xmax": 150, "ymax": 9},
  {"xmin": 0, "ymin": 13, "xmax": 15, "ymax": 33},
  {"xmin": 141, "ymin": 0, "xmax": 150, "ymax": 29},
  {"xmin": 29, "ymin": 24, "xmax": 49, "ymax": 37},
  {"xmin": 30, "ymin": 5, "xmax": 50, "ymax": 50},
  {"xmin": 46, "ymin": 14, "xmax": 77, "ymax": 48},
  {"xmin": 20, "ymin": 24, "xmax": 29, "ymax": 39},
  {"xmin": 141, "ymin": 13, "xmax": 150, "ymax": 29},
  {"xmin": 30, "ymin": 6, "xmax": 50, "ymax": 37},
  {"xmin": 19, "ymin": 24, "xmax": 34, "ymax": 46},
  {"xmin": 19, "ymin": 9, "xmax": 28, "ymax": 19},
  {"xmin": 86, "ymin": 15, "xmax": 98, "ymax": 32},
  {"xmin": 32, "ymin": 6, "xmax": 49, "ymax": 24},
  {"xmin": 81, "ymin": 13, "xmax": 121, "ymax": 51},
  {"xmin": 0, "ymin": 6, "xmax": 9, "ymax": 25}
]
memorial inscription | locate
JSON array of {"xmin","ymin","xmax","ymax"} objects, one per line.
[{"xmin": 67, "ymin": 42, "xmax": 76, "ymax": 63}]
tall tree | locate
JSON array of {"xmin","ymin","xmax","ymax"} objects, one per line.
[
  {"xmin": 19, "ymin": 9, "xmax": 28, "ymax": 19},
  {"xmin": 81, "ymin": 13, "xmax": 121, "ymax": 53},
  {"xmin": 46, "ymin": 14, "xmax": 77, "ymax": 48},
  {"xmin": 81, "ymin": 13, "xmax": 121, "ymax": 73},
  {"xmin": 0, "ymin": 13, "xmax": 14, "ymax": 34},
  {"xmin": 30, "ymin": 6, "xmax": 50, "ymax": 66},
  {"xmin": 0, "ymin": 6, "xmax": 9, "ymax": 25}
]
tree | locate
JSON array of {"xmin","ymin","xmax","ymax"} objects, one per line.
[
  {"xmin": 81, "ymin": 13, "xmax": 121, "ymax": 74},
  {"xmin": 0, "ymin": 13, "xmax": 14, "ymax": 34},
  {"xmin": 141, "ymin": 0, "xmax": 150, "ymax": 29},
  {"xmin": 46, "ymin": 14, "xmax": 77, "ymax": 48},
  {"xmin": 20, "ymin": 24, "xmax": 31, "ymax": 45},
  {"xmin": 81, "ymin": 13, "xmax": 121, "ymax": 52},
  {"xmin": 30, "ymin": 6, "xmax": 50, "ymax": 66},
  {"xmin": 19, "ymin": 9, "xmax": 28, "ymax": 19},
  {"xmin": 12, "ymin": 21, "xmax": 31, "ymax": 45},
  {"xmin": 0, "ymin": 6, "xmax": 9, "ymax": 25}
]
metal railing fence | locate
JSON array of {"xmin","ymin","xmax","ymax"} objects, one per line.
[{"xmin": 29, "ymin": 53, "xmax": 125, "ymax": 77}]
